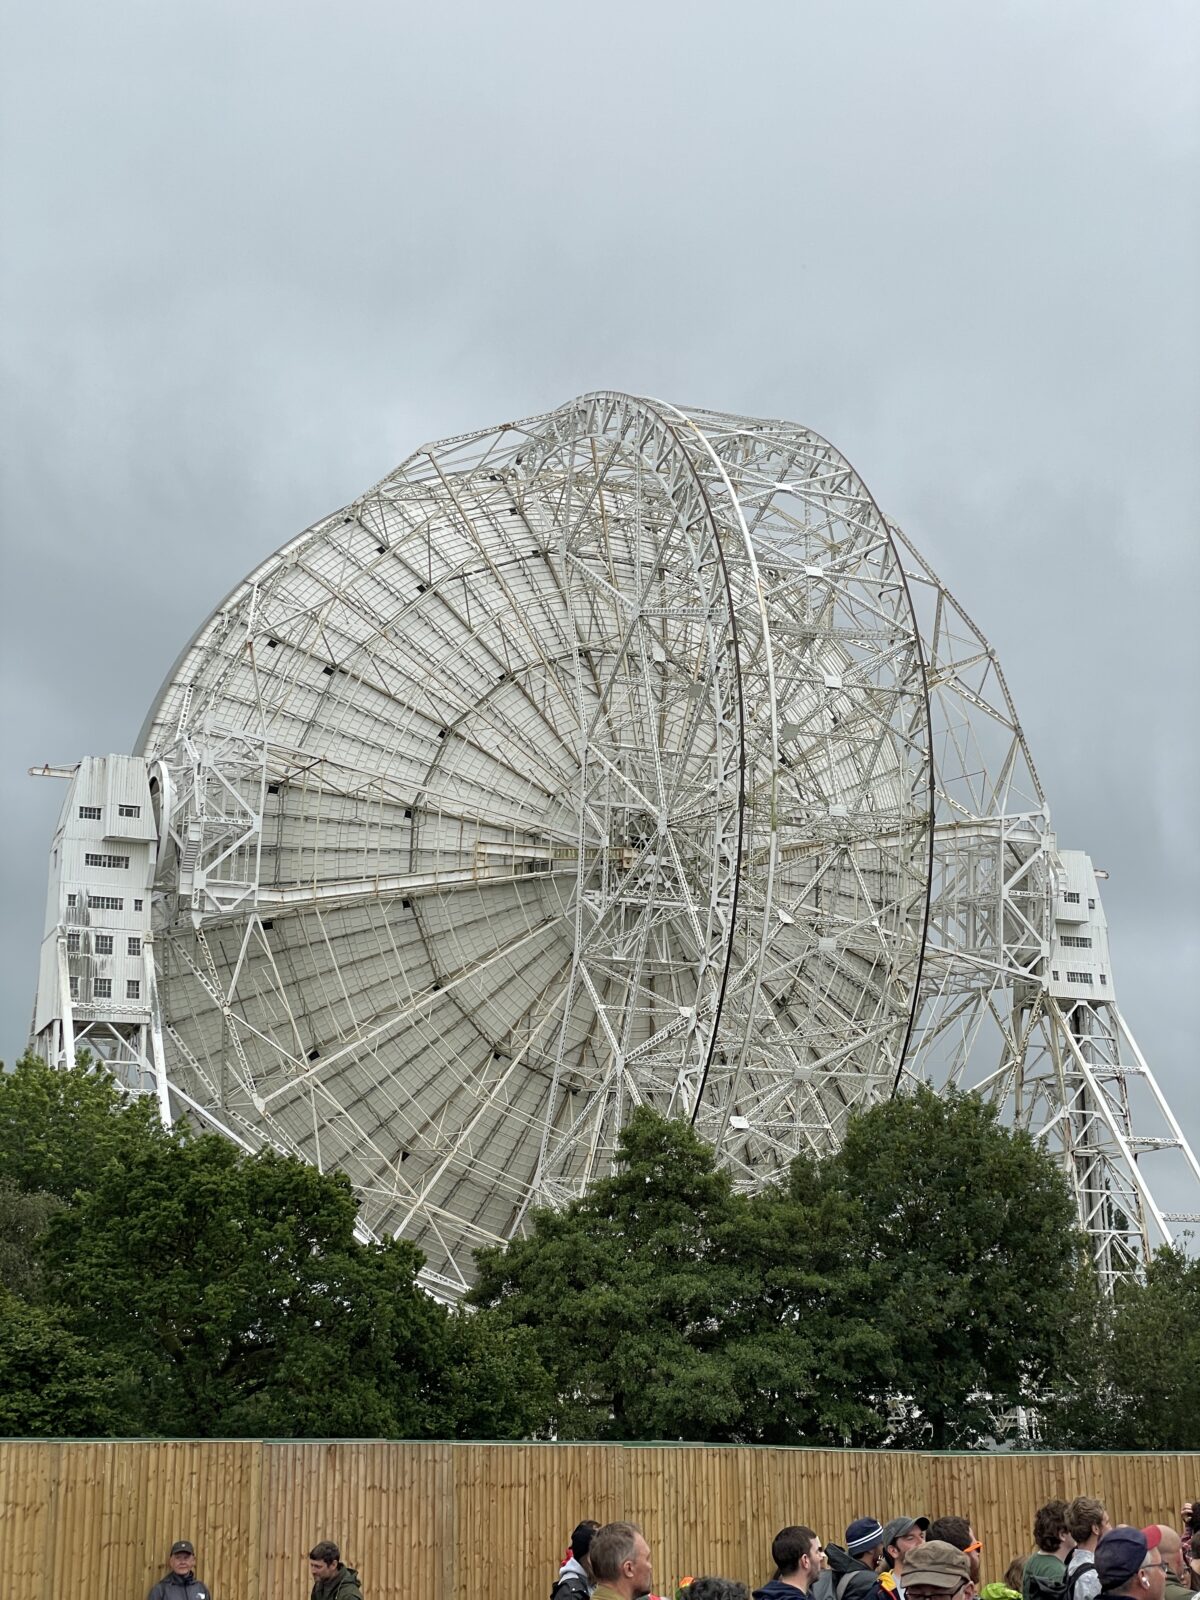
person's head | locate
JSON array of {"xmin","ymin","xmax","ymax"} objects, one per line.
[
  {"xmin": 1003, "ymin": 1560, "xmax": 1027, "ymax": 1594},
  {"xmin": 1033, "ymin": 1503, "xmax": 1073, "ymax": 1558},
  {"xmin": 1068, "ymin": 1500, "xmax": 1112, "ymax": 1552},
  {"xmin": 572, "ymin": 1522, "xmax": 603, "ymax": 1578},
  {"xmin": 900, "ymin": 1540, "xmax": 975, "ymax": 1600},
  {"xmin": 882, "ymin": 1519, "xmax": 931, "ymax": 1576},
  {"xmin": 771, "ymin": 1527, "xmax": 824, "ymax": 1592},
  {"xmin": 1154, "ymin": 1529, "xmax": 1184, "ymax": 1582},
  {"xmin": 591, "ymin": 1522, "xmax": 653, "ymax": 1600},
  {"xmin": 847, "ymin": 1520, "xmax": 887, "ymax": 1572},
  {"xmin": 1095, "ymin": 1526, "xmax": 1166, "ymax": 1600},
  {"xmin": 688, "ymin": 1579, "xmax": 750, "ymax": 1600},
  {"xmin": 168, "ymin": 1542, "xmax": 195, "ymax": 1577},
  {"xmin": 928, "ymin": 1520, "xmax": 981, "ymax": 1584},
  {"xmin": 309, "ymin": 1542, "xmax": 342, "ymax": 1582}
]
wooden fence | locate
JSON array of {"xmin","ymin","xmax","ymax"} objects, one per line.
[{"xmin": 2, "ymin": 1439, "xmax": 1197, "ymax": 1600}]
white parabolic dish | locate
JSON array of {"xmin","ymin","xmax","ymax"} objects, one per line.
[{"xmin": 35, "ymin": 394, "xmax": 1198, "ymax": 1296}]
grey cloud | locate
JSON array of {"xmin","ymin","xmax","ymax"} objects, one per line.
[{"xmin": 3, "ymin": 0, "xmax": 1196, "ymax": 1207}]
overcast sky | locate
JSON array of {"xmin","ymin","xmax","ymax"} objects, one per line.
[{"xmin": 2, "ymin": 1, "xmax": 1197, "ymax": 1212}]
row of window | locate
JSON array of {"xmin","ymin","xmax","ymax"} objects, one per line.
[
  {"xmin": 66, "ymin": 932, "xmax": 142, "ymax": 956},
  {"xmin": 1060, "ymin": 935, "xmax": 1092, "ymax": 948},
  {"xmin": 77, "ymin": 804, "xmax": 141, "ymax": 820},
  {"xmin": 1061, "ymin": 891, "xmax": 1097, "ymax": 910},
  {"xmin": 66, "ymin": 894, "xmax": 143, "ymax": 911},
  {"xmin": 69, "ymin": 977, "xmax": 141, "ymax": 1001},
  {"xmin": 1051, "ymin": 969, "xmax": 1108, "ymax": 987},
  {"xmin": 85, "ymin": 852, "xmax": 130, "ymax": 870}
]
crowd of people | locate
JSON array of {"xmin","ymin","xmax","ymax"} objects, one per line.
[
  {"xmin": 549, "ymin": 1501, "xmax": 1200, "ymax": 1600},
  {"xmin": 143, "ymin": 1500, "xmax": 1200, "ymax": 1600}
]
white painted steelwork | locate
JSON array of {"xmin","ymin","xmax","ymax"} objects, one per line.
[{"xmin": 30, "ymin": 395, "xmax": 1199, "ymax": 1294}]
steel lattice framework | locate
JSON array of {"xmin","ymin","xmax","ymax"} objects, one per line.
[{"xmin": 31, "ymin": 394, "xmax": 1200, "ymax": 1296}]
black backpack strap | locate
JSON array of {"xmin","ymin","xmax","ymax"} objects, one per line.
[{"xmin": 1064, "ymin": 1562, "xmax": 1088, "ymax": 1600}]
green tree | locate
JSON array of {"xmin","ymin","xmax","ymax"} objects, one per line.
[
  {"xmin": 1107, "ymin": 1247, "xmax": 1200, "ymax": 1445},
  {"xmin": 438, "ymin": 1311, "xmax": 554, "ymax": 1440},
  {"xmin": 0, "ymin": 1049, "xmax": 161, "ymax": 1203},
  {"xmin": 0, "ymin": 1290, "xmax": 128, "ymax": 1436},
  {"xmin": 44, "ymin": 1132, "xmax": 452, "ymax": 1437},
  {"xmin": 1035, "ymin": 1264, "xmax": 1115, "ymax": 1448},
  {"xmin": 470, "ymin": 1107, "xmax": 893, "ymax": 1443},
  {"xmin": 826, "ymin": 1086, "xmax": 1086, "ymax": 1447},
  {"xmin": 0, "ymin": 1052, "xmax": 554, "ymax": 1441},
  {"xmin": 0, "ymin": 1180, "xmax": 62, "ymax": 1300},
  {"xmin": 726, "ymin": 1162, "xmax": 894, "ymax": 1445},
  {"xmin": 1044, "ymin": 1246, "xmax": 1200, "ymax": 1449}
]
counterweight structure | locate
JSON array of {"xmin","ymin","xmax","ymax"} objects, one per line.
[{"xmin": 31, "ymin": 394, "xmax": 1199, "ymax": 1295}]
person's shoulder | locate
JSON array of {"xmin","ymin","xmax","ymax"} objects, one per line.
[{"xmin": 553, "ymin": 1574, "xmax": 590, "ymax": 1600}]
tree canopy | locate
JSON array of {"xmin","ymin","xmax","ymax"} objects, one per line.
[
  {"xmin": 470, "ymin": 1093, "xmax": 1093, "ymax": 1447},
  {"xmin": 1, "ymin": 1050, "xmax": 1188, "ymax": 1445},
  {"xmin": 1041, "ymin": 1243, "xmax": 1200, "ymax": 1450},
  {"xmin": 0, "ymin": 1052, "xmax": 545, "ymax": 1439},
  {"xmin": 470, "ymin": 1108, "xmax": 900, "ymax": 1443},
  {"xmin": 823, "ymin": 1086, "xmax": 1088, "ymax": 1447}
]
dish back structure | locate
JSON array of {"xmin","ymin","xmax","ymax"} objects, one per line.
[{"xmin": 31, "ymin": 394, "xmax": 1199, "ymax": 1296}]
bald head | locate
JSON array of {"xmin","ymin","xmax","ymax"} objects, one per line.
[{"xmin": 1155, "ymin": 1527, "xmax": 1183, "ymax": 1576}]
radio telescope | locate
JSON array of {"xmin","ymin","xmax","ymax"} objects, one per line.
[{"xmin": 31, "ymin": 393, "xmax": 1199, "ymax": 1296}]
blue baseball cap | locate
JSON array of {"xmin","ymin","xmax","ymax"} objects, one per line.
[{"xmin": 1095, "ymin": 1526, "xmax": 1162, "ymax": 1591}]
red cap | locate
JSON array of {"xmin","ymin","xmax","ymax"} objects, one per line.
[{"xmin": 1142, "ymin": 1527, "xmax": 1164, "ymax": 1550}]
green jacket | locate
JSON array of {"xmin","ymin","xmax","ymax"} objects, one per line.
[
  {"xmin": 311, "ymin": 1567, "xmax": 364, "ymax": 1600},
  {"xmin": 1164, "ymin": 1572, "xmax": 1194, "ymax": 1600},
  {"xmin": 1023, "ymin": 1555, "xmax": 1066, "ymax": 1600}
]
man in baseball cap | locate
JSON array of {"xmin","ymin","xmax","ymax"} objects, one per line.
[
  {"xmin": 898, "ymin": 1542, "xmax": 974, "ymax": 1600},
  {"xmin": 876, "ymin": 1520, "xmax": 932, "ymax": 1600},
  {"xmin": 147, "ymin": 1539, "xmax": 212, "ymax": 1600},
  {"xmin": 1095, "ymin": 1527, "xmax": 1166, "ymax": 1600}
]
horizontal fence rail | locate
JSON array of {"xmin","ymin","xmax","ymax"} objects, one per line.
[{"xmin": 2, "ymin": 1440, "xmax": 1197, "ymax": 1600}]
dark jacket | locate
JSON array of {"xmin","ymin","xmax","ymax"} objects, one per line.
[
  {"xmin": 814, "ymin": 1547, "xmax": 877, "ymax": 1600},
  {"xmin": 312, "ymin": 1566, "xmax": 364, "ymax": 1600},
  {"xmin": 553, "ymin": 1556, "xmax": 593, "ymax": 1600},
  {"xmin": 148, "ymin": 1573, "xmax": 211, "ymax": 1600},
  {"xmin": 755, "ymin": 1583, "xmax": 809, "ymax": 1600}
]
